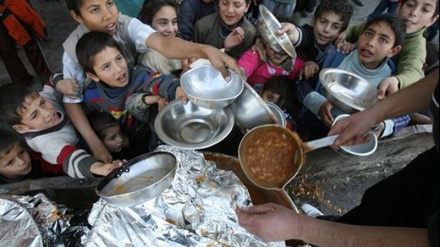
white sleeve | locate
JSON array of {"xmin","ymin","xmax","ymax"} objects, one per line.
[
  {"xmin": 62, "ymin": 52, "xmax": 85, "ymax": 103},
  {"xmin": 127, "ymin": 17, "xmax": 157, "ymax": 53}
]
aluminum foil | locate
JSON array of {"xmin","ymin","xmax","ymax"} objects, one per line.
[
  {"xmin": 86, "ymin": 146, "xmax": 285, "ymax": 247},
  {"xmin": 0, "ymin": 193, "xmax": 90, "ymax": 247}
]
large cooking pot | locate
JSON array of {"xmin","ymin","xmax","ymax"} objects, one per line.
[{"xmin": 96, "ymin": 152, "xmax": 177, "ymax": 207}]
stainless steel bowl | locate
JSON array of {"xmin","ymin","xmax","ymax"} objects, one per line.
[
  {"xmin": 230, "ymin": 83, "xmax": 277, "ymax": 130},
  {"xmin": 320, "ymin": 68, "xmax": 378, "ymax": 114},
  {"xmin": 180, "ymin": 65, "xmax": 244, "ymax": 109},
  {"xmin": 257, "ymin": 5, "xmax": 296, "ymax": 58},
  {"xmin": 154, "ymin": 99, "xmax": 235, "ymax": 149},
  {"xmin": 96, "ymin": 152, "xmax": 177, "ymax": 207},
  {"xmin": 266, "ymin": 102, "xmax": 286, "ymax": 127}
]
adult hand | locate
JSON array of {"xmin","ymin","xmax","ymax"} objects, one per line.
[
  {"xmin": 224, "ymin": 27, "xmax": 245, "ymax": 51},
  {"xmin": 236, "ymin": 203, "xmax": 300, "ymax": 242},
  {"xmin": 90, "ymin": 160, "xmax": 123, "ymax": 177},
  {"xmin": 56, "ymin": 79, "xmax": 80, "ymax": 99},
  {"xmin": 328, "ymin": 110, "xmax": 377, "ymax": 149},
  {"xmin": 300, "ymin": 61, "xmax": 319, "ymax": 80},
  {"xmin": 319, "ymin": 101, "xmax": 334, "ymax": 127},
  {"xmin": 377, "ymin": 76, "xmax": 399, "ymax": 100}
]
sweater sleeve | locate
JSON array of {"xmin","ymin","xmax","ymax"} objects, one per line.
[
  {"xmin": 61, "ymin": 147, "xmax": 97, "ymax": 179},
  {"xmin": 237, "ymin": 49, "xmax": 260, "ymax": 80},
  {"xmin": 141, "ymin": 71, "xmax": 180, "ymax": 101}
]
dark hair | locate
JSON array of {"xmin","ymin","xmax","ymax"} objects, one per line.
[
  {"xmin": 76, "ymin": 31, "xmax": 122, "ymax": 74},
  {"xmin": 261, "ymin": 76, "xmax": 301, "ymax": 116},
  {"xmin": 0, "ymin": 84, "xmax": 39, "ymax": 125},
  {"xmin": 87, "ymin": 112, "xmax": 119, "ymax": 140},
  {"xmin": 0, "ymin": 129, "xmax": 24, "ymax": 156},
  {"xmin": 66, "ymin": 0, "xmax": 84, "ymax": 16},
  {"xmin": 138, "ymin": 0, "xmax": 178, "ymax": 25},
  {"xmin": 401, "ymin": 0, "xmax": 439, "ymax": 17},
  {"xmin": 363, "ymin": 13, "xmax": 406, "ymax": 47},
  {"xmin": 313, "ymin": 0, "xmax": 353, "ymax": 33}
]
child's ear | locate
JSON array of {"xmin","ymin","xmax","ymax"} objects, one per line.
[
  {"xmin": 86, "ymin": 71, "xmax": 100, "ymax": 82},
  {"xmin": 70, "ymin": 10, "xmax": 84, "ymax": 24},
  {"xmin": 426, "ymin": 15, "xmax": 439, "ymax": 28},
  {"xmin": 388, "ymin": 45, "xmax": 402, "ymax": 58},
  {"xmin": 12, "ymin": 124, "xmax": 30, "ymax": 132}
]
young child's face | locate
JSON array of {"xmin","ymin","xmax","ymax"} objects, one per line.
[
  {"xmin": 0, "ymin": 143, "xmax": 31, "ymax": 179},
  {"xmin": 13, "ymin": 95, "xmax": 61, "ymax": 132},
  {"xmin": 218, "ymin": 0, "xmax": 249, "ymax": 26},
  {"xmin": 398, "ymin": 0, "xmax": 439, "ymax": 34},
  {"xmin": 265, "ymin": 44, "xmax": 289, "ymax": 66},
  {"xmin": 313, "ymin": 11, "xmax": 345, "ymax": 46},
  {"xmin": 260, "ymin": 90, "xmax": 282, "ymax": 107},
  {"xmin": 87, "ymin": 47, "xmax": 129, "ymax": 87},
  {"xmin": 357, "ymin": 21, "xmax": 401, "ymax": 69},
  {"xmin": 152, "ymin": 6, "xmax": 178, "ymax": 37},
  {"xmin": 71, "ymin": 0, "xmax": 119, "ymax": 35},
  {"xmin": 102, "ymin": 124, "xmax": 129, "ymax": 152}
]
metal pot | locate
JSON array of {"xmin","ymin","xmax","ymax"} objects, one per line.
[{"xmin": 96, "ymin": 152, "xmax": 177, "ymax": 207}]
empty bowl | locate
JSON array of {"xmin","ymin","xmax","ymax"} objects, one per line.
[
  {"xmin": 154, "ymin": 99, "xmax": 235, "ymax": 149},
  {"xmin": 257, "ymin": 5, "xmax": 297, "ymax": 58},
  {"xmin": 180, "ymin": 65, "xmax": 244, "ymax": 109},
  {"xmin": 320, "ymin": 68, "xmax": 378, "ymax": 114},
  {"xmin": 230, "ymin": 83, "xmax": 277, "ymax": 130},
  {"xmin": 333, "ymin": 114, "xmax": 378, "ymax": 156}
]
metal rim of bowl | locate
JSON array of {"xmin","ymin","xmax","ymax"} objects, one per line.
[
  {"xmin": 319, "ymin": 68, "xmax": 377, "ymax": 112},
  {"xmin": 258, "ymin": 5, "xmax": 296, "ymax": 58},
  {"xmin": 96, "ymin": 151, "xmax": 177, "ymax": 206},
  {"xmin": 265, "ymin": 101, "xmax": 287, "ymax": 127},
  {"xmin": 154, "ymin": 99, "xmax": 235, "ymax": 149},
  {"xmin": 180, "ymin": 65, "xmax": 244, "ymax": 102}
]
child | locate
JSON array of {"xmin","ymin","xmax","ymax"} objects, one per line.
[
  {"xmin": 0, "ymin": 129, "xmax": 47, "ymax": 184},
  {"xmin": 55, "ymin": 0, "xmax": 238, "ymax": 163},
  {"xmin": 277, "ymin": 0, "xmax": 353, "ymax": 71},
  {"xmin": 76, "ymin": 31, "xmax": 186, "ymax": 157},
  {"xmin": 342, "ymin": 0, "xmax": 439, "ymax": 97},
  {"xmin": 259, "ymin": 76, "xmax": 301, "ymax": 131},
  {"xmin": 138, "ymin": 0, "xmax": 182, "ymax": 75},
  {"xmin": 237, "ymin": 38, "xmax": 305, "ymax": 92},
  {"xmin": 300, "ymin": 14, "xmax": 411, "ymax": 139},
  {"xmin": 87, "ymin": 112, "xmax": 131, "ymax": 160},
  {"xmin": 0, "ymin": 83, "xmax": 123, "ymax": 179},
  {"xmin": 193, "ymin": 0, "xmax": 257, "ymax": 59}
]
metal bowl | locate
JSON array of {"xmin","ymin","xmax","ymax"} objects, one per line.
[
  {"xmin": 266, "ymin": 102, "xmax": 286, "ymax": 127},
  {"xmin": 333, "ymin": 114, "xmax": 378, "ymax": 156},
  {"xmin": 320, "ymin": 68, "xmax": 378, "ymax": 114},
  {"xmin": 229, "ymin": 83, "xmax": 277, "ymax": 130},
  {"xmin": 180, "ymin": 65, "xmax": 244, "ymax": 109},
  {"xmin": 257, "ymin": 5, "xmax": 296, "ymax": 58},
  {"xmin": 154, "ymin": 99, "xmax": 235, "ymax": 149},
  {"xmin": 96, "ymin": 152, "xmax": 177, "ymax": 207}
]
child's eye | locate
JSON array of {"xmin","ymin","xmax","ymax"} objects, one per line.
[
  {"xmin": 90, "ymin": 7, "xmax": 99, "ymax": 13},
  {"xmin": 103, "ymin": 65, "xmax": 110, "ymax": 71},
  {"xmin": 379, "ymin": 38, "xmax": 389, "ymax": 44}
]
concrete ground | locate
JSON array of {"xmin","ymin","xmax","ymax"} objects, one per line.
[{"xmin": 0, "ymin": 0, "xmax": 436, "ymax": 216}]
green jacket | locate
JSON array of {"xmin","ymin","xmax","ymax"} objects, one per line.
[{"xmin": 345, "ymin": 24, "xmax": 426, "ymax": 88}]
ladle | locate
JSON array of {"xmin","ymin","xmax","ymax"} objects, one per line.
[{"xmin": 238, "ymin": 125, "xmax": 377, "ymax": 191}]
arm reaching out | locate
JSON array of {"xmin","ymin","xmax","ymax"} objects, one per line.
[{"xmin": 328, "ymin": 70, "xmax": 438, "ymax": 148}]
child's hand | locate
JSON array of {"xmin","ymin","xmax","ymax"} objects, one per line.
[
  {"xmin": 90, "ymin": 160, "xmax": 123, "ymax": 177},
  {"xmin": 251, "ymin": 38, "xmax": 266, "ymax": 61},
  {"xmin": 319, "ymin": 101, "xmax": 334, "ymax": 127},
  {"xmin": 276, "ymin": 23, "xmax": 298, "ymax": 44},
  {"xmin": 56, "ymin": 79, "xmax": 81, "ymax": 99},
  {"xmin": 224, "ymin": 27, "xmax": 245, "ymax": 51},
  {"xmin": 300, "ymin": 61, "xmax": 319, "ymax": 80},
  {"xmin": 143, "ymin": 95, "xmax": 169, "ymax": 111},
  {"xmin": 377, "ymin": 76, "xmax": 399, "ymax": 100},
  {"xmin": 175, "ymin": 86, "xmax": 188, "ymax": 104},
  {"xmin": 335, "ymin": 34, "xmax": 354, "ymax": 54}
]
